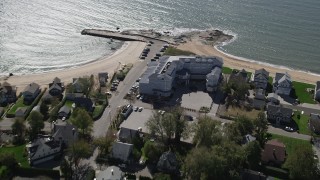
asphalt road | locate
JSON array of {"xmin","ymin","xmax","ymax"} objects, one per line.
[{"xmin": 92, "ymin": 40, "xmax": 165, "ymax": 138}]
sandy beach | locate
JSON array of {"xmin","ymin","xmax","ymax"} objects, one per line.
[
  {"xmin": 177, "ymin": 39, "xmax": 320, "ymax": 84},
  {"xmin": 0, "ymin": 41, "xmax": 146, "ymax": 93}
]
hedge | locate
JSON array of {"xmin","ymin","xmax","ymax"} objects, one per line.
[{"xmin": 15, "ymin": 167, "xmax": 60, "ymax": 179}]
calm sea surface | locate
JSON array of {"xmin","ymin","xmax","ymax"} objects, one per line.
[{"xmin": 1, "ymin": 0, "xmax": 320, "ymax": 75}]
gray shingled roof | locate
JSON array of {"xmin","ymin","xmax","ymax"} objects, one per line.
[
  {"xmin": 267, "ymin": 104, "xmax": 292, "ymax": 116},
  {"xmin": 24, "ymin": 82, "xmax": 40, "ymax": 94}
]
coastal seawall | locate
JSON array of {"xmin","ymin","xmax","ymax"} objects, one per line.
[{"xmin": 81, "ymin": 29, "xmax": 171, "ymax": 44}]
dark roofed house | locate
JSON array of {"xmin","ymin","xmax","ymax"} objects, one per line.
[
  {"xmin": 267, "ymin": 104, "xmax": 292, "ymax": 125},
  {"xmin": 315, "ymin": 81, "xmax": 320, "ymax": 102},
  {"xmin": 49, "ymin": 77, "xmax": 64, "ymax": 97},
  {"xmin": 309, "ymin": 113, "xmax": 320, "ymax": 134},
  {"xmin": 251, "ymin": 68, "xmax": 269, "ymax": 90},
  {"xmin": 0, "ymin": 82, "xmax": 17, "ymax": 105},
  {"xmin": 58, "ymin": 105, "xmax": 71, "ymax": 119},
  {"xmin": 49, "ymin": 83, "xmax": 63, "ymax": 96},
  {"xmin": 53, "ymin": 120, "xmax": 78, "ymax": 147},
  {"xmin": 261, "ymin": 139, "xmax": 286, "ymax": 166},
  {"xmin": 117, "ymin": 127, "xmax": 138, "ymax": 143},
  {"xmin": 74, "ymin": 97, "xmax": 94, "ymax": 112},
  {"xmin": 96, "ymin": 166, "xmax": 124, "ymax": 180},
  {"xmin": 273, "ymin": 72, "xmax": 292, "ymax": 96},
  {"xmin": 253, "ymin": 89, "xmax": 266, "ymax": 110},
  {"xmin": 72, "ymin": 78, "xmax": 84, "ymax": 93},
  {"xmin": 23, "ymin": 82, "xmax": 40, "ymax": 103},
  {"xmin": 111, "ymin": 142, "xmax": 133, "ymax": 163},
  {"xmin": 229, "ymin": 69, "xmax": 249, "ymax": 85},
  {"xmin": 98, "ymin": 72, "xmax": 109, "ymax": 87},
  {"xmin": 157, "ymin": 151, "xmax": 179, "ymax": 174}
]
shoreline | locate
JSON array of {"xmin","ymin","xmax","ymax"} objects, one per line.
[
  {"xmin": 0, "ymin": 41, "xmax": 146, "ymax": 93},
  {"xmin": 177, "ymin": 39, "xmax": 320, "ymax": 84}
]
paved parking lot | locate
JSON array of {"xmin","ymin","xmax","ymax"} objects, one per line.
[{"xmin": 120, "ymin": 108, "xmax": 154, "ymax": 133}]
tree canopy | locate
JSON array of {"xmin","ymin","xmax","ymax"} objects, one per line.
[
  {"xmin": 193, "ymin": 116, "xmax": 223, "ymax": 147},
  {"xmin": 27, "ymin": 111, "xmax": 44, "ymax": 140},
  {"xmin": 70, "ymin": 108, "xmax": 93, "ymax": 136},
  {"xmin": 284, "ymin": 145, "xmax": 320, "ymax": 179}
]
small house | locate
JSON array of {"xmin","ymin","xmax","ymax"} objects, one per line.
[
  {"xmin": 98, "ymin": 72, "xmax": 109, "ymax": 87},
  {"xmin": 251, "ymin": 68, "xmax": 269, "ymax": 90},
  {"xmin": 0, "ymin": 82, "xmax": 17, "ymax": 105},
  {"xmin": 23, "ymin": 82, "xmax": 40, "ymax": 103},
  {"xmin": 273, "ymin": 72, "xmax": 292, "ymax": 96},
  {"xmin": 111, "ymin": 142, "xmax": 133, "ymax": 163},
  {"xmin": 49, "ymin": 77, "xmax": 64, "ymax": 96},
  {"xmin": 261, "ymin": 139, "xmax": 286, "ymax": 166}
]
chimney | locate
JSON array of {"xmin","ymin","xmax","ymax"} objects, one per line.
[{"xmin": 273, "ymin": 148, "xmax": 277, "ymax": 160}]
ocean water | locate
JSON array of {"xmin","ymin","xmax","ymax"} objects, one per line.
[{"xmin": 1, "ymin": 0, "xmax": 320, "ymax": 75}]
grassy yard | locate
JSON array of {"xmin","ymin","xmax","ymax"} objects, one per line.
[
  {"xmin": 225, "ymin": 106, "xmax": 262, "ymax": 119},
  {"xmin": 7, "ymin": 96, "xmax": 29, "ymax": 115},
  {"xmin": 92, "ymin": 105, "xmax": 104, "ymax": 118},
  {"xmin": 292, "ymin": 111, "xmax": 311, "ymax": 135},
  {"xmin": 163, "ymin": 47, "xmax": 195, "ymax": 56},
  {"xmin": 0, "ymin": 145, "xmax": 29, "ymax": 167},
  {"xmin": 222, "ymin": 67, "xmax": 233, "ymax": 74},
  {"xmin": 270, "ymin": 134, "xmax": 311, "ymax": 156},
  {"xmin": 292, "ymin": 81, "xmax": 316, "ymax": 104},
  {"xmin": 64, "ymin": 100, "xmax": 74, "ymax": 108}
]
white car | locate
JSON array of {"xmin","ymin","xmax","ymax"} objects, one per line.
[
  {"xmin": 284, "ymin": 126, "xmax": 294, "ymax": 132},
  {"xmin": 139, "ymin": 95, "xmax": 144, "ymax": 100},
  {"xmin": 134, "ymin": 106, "xmax": 138, "ymax": 111},
  {"xmin": 138, "ymin": 107, "xmax": 143, "ymax": 112}
]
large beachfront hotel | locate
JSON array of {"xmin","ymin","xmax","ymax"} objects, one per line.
[{"xmin": 139, "ymin": 56, "xmax": 223, "ymax": 97}]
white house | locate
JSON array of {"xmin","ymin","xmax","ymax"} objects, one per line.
[
  {"xmin": 139, "ymin": 56, "xmax": 223, "ymax": 97},
  {"xmin": 273, "ymin": 72, "xmax": 292, "ymax": 96}
]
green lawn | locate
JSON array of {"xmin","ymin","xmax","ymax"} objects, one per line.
[
  {"xmin": 222, "ymin": 67, "xmax": 233, "ymax": 74},
  {"xmin": 0, "ymin": 145, "xmax": 29, "ymax": 167},
  {"xmin": 7, "ymin": 96, "xmax": 29, "ymax": 115},
  {"xmin": 92, "ymin": 105, "xmax": 103, "ymax": 118},
  {"xmin": 292, "ymin": 81, "xmax": 316, "ymax": 104},
  {"xmin": 270, "ymin": 134, "xmax": 311, "ymax": 156},
  {"xmin": 268, "ymin": 77, "xmax": 273, "ymax": 84},
  {"xmin": 292, "ymin": 111, "xmax": 311, "ymax": 135},
  {"xmin": 163, "ymin": 47, "xmax": 195, "ymax": 56},
  {"xmin": 64, "ymin": 100, "xmax": 74, "ymax": 108}
]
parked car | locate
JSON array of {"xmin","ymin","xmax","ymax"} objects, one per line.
[
  {"xmin": 154, "ymin": 56, "xmax": 159, "ymax": 59},
  {"xmin": 151, "ymin": 58, "xmax": 156, "ymax": 61},
  {"xmin": 138, "ymin": 107, "xmax": 143, "ymax": 112},
  {"xmin": 156, "ymin": 53, "xmax": 162, "ymax": 57},
  {"xmin": 147, "ymin": 43, "xmax": 152, "ymax": 46},
  {"xmin": 148, "ymin": 40, "xmax": 154, "ymax": 44},
  {"xmin": 134, "ymin": 106, "xmax": 138, "ymax": 111},
  {"xmin": 136, "ymin": 94, "xmax": 141, "ymax": 99},
  {"xmin": 140, "ymin": 56, "xmax": 145, "ymax": 59},
  {"xmin": 284, "ymin": 126, "xmax": 294, "ymax": 132},
  {"xmin": 136, "ymin": 78, "xmax": 141, "ymax": 82},
  {"xmin": 139, "ymin": 95, "xmax": 144, "ymax": 100}
]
